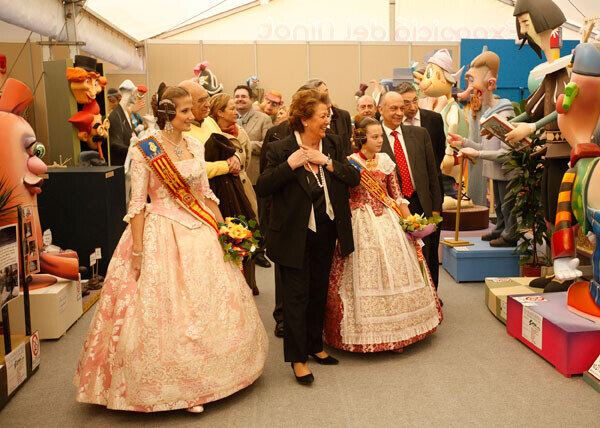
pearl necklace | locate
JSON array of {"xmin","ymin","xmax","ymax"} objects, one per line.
[
  {"xmin": 308, "ymin": 163, "xmax": 325, "ymax": 188},
  {"xmin": 162, "ymin": 133, "xmax": 184, "ymax": 158}
]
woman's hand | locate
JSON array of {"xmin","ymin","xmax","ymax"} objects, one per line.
[
  {"xmin": 287, "ymin": 149, "xmax": 307, "ymax": 170},
  {"xmin": 300, "ymin": 145, "xmax": 328, "ymax": 165},
  {"xmin": 132, "ymin": 254, "xmax": 142, "ymax": 280}
]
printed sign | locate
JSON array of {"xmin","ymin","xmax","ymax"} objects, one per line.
[
  {"xmin": 90, "ymin": 253, "xmax": 96, "ymax": 267},
  {"xmin": 514, "ymin": 295, "xmax": 547, "ymax": 306},
  {"xmin": 522, "ymin": 307, "xmax": 543, "ymax": 349},
  {"xmin": 0, "ymin": 224, "xmax": 20, "ymax": 309},
  {"xmin": 30, "ymin": 331, "xmax": 41, "ymax": 371},
  {"xmin": 94, "ymin": 247, "xmax": 102, "ymax": 259},
  {"xmin": 500, "ymin": 300, "xmax": 507, "ymax": 320},
  {"xmin": 588, "ymin": 354, "xmax": 600, "ymax": 381},
  {"xmin": 42, "ymin": 229, "xmax": 52, "ymax": 246},
  {"xmin": 5, "ymin": 342, "xmax": 27, "ymax": 395}
]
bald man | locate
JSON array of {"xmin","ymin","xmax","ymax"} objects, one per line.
[
  {"xmin": 379, "ymin": 91, "xmax": 442, "ymax": 293},
  {"xmin": 178, "ymin": 79, "xmax": 240, "ymax": 178},
  {"xmin": 356, "ymin": 95, "xmax": 376, "ymax": 118}
]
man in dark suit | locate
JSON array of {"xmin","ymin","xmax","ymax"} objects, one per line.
[
  {"xmin": 108, "ymin": 80, "xmax": 136, "ymax": 166},
  {"xmin": 379, "ymin": 91, "xmax": 443, "ymax": 295},
  {"xmin": 305, "ymin": 79, "xmax": 353, "ymax": 155},
  {"xmin": 396, "ymin": 83, "xmax": 445, "ymax": 292}
]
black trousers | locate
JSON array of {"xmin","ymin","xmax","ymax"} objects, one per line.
[
  {"xmin": 279, "ymin": 220, "xmax": 337, "ymax": 362},
  {"xmin": 408, "ymin": 193, "xmax": 440, "ymax": 289},
  {"xmin": 542, "ymin": 157, "xmax": 570, "ymax": 224},
  {"xmin": 273, "ymin": 264, "xmax": 283, "ymax": 322}
]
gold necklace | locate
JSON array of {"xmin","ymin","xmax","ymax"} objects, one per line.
[
  {"xmin": 161, "ymin": 133, "xmax": 184, "ymax": 158},
  {"xmin": 360, "ymin": 151, "xmax": 378, "ymax": 170}
]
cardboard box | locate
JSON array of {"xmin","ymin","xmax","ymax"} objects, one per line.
[
  {"xmin": 7, "ymin": 277, "xmax": 82, "ymax": 339},
  {"xmin": 442, "ymin": 237, "xmax": 520, "ymax": 282},
  {"xmin": 506, "ymin": 292, "xmax": 600, "ymax": 377},
  {"xmin": 485, "ymin": 277, "xmax": 543, "ymax": 324},
  {"xmin": 0, "ymin": 333, "xmax": 39, "ymax": 410}
]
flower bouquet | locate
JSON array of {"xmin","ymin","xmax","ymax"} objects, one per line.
[
  {"xmin": 218, "ymin": 216, "xmax": 261, "ymax": 265},
  {"xmin": 399, "ymin": 213, "xmax": 443, "ymax": 241}
]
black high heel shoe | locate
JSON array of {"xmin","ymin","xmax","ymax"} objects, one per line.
[
  {"xmin": 291, "ymin": 363, "xmax": 314, "ymax": 385},
  {"xmin": 310, "ymin": 353, "xmax": 339, "ymax": 365}
]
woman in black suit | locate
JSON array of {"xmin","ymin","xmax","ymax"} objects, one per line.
[{"xmin": 256, "ymin": 90, "xmax": 360, "ymax": 384}]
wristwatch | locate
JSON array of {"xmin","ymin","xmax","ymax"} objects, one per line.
[{"xmin": 325, "ymin": 155, "xmax": 332, "ymax": 168}]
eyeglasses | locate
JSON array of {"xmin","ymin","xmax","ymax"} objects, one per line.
[
  {"xmin": 403, "ymin": 99, "xmax": 419, "ymax": 107},
  {"xmin": 266, "ymin": 100, "xmax": 280, "ymax": 107}
]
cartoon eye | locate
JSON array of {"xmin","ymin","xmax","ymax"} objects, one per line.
[
  {"xmin": 33, "ymin": 142, "xmax": 46, "ymax": 159},
  {"xmin": 426, "ymin": 67, "xmax": 432, "ymax": 79}
]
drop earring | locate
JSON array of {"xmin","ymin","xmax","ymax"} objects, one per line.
[{"xmin": 165, "ymin": 121, "xmax": 174, "ymax": 132}]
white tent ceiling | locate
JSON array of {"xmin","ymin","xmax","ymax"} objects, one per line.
[
  {"xmin": 84, "ymin": 0, "xmax": 256, "ymax": 41},
  {"xmin": 82, "ymin": 0, "xmax": 599, "ymax": 41}
]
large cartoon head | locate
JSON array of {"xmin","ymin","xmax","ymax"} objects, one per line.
[
  {"xmin": 513, "ymin": 0, "xmax": 566, "ymax": 59},
  {"xmin": 420, "ymin": 49, "xmax": 464, "ymax": 98},
  {"xmin": 0, "ymin": 79, "xmax": 47, "ymax": 243},
  {"xmin": 457, "ymin": 50, "xmax": 500, "ymax": 116},
  {"xmin": 66, "ymin": 55, "xmax": 107, "ymax": 104},
  {"xmin": 69, "ymin": 101, "xmax": 109, "ymax": 153},
  {"xmin": 556, "ymin": 44, "xmax": 600, "ymax": 147}
]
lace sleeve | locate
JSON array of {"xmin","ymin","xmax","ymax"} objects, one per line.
[
  {"xmin": 187, "ymin": 136, "xmax": 220, "ymax": 205},
  {"xmin": 123, "ymin": 148, "xmax": 149, "ymax": 223},
  {"xmin": 385, "ymin": 168, "xmax": 409, "ymax": 205}
]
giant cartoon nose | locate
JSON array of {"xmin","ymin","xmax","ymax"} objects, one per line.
[{"xmin": 28, "ymin": 155, "xmax": 47, "ymax": 175}]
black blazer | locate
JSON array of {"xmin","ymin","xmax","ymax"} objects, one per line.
[
  {"xmin": 108, "ymin": 104, "xmax": 133, "ymax": 166},
  {"xmin": 256, "ymin": 133, "xmax": 360, "ymax": 269},
  {"xmin": 260, "ymin": 120, "xmax": 291, "ymax": 173},
  {"xmin": 419, "ymin": 108, "xmax": 446, "ymax": 168},
  {"xmin": 330, "ymin": 106, "xmax": 353, "ymax": 156},
  {"xmin": 381, "ymin": 124, "xmax": 442, "ymax": 216}
]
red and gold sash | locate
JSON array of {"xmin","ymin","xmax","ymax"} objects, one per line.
[
  {"xmin": 349, "ymin": 156, "xmax": 404, "ymax": 218},
  {"xmin": 136, "ymin": 136, "xmax": 219, "ymax": 234}
]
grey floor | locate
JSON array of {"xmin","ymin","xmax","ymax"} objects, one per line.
[{"xmin": 0, "ymin": 266, "xmax": 598, "ymax": 427}]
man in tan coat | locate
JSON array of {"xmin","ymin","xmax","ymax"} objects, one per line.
[{"xmin": 234, "ymin": 84, "xmax": 273, "ymax": 184}]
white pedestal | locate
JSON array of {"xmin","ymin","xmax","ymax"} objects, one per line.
[{"xmin": 7, "ymin": 277, "xmax": 83, "ymax": 340}]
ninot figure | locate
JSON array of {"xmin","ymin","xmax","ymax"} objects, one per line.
[
  {"xmin": 551, "ymin": 43, "xmax": 600, "ymax": 322},
  {"xmin": 0, "ymin": 78, "xmax": 79, "ymax": 286},
  {"xmin": 69, "ymin": 101, "xmax": 109, "ymax": 159},
  {"xmin": 66, "ymin": 55, "xmax": 107, "ymax": 105}
]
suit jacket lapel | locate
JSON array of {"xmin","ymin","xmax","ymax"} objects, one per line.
[
  {"xmin": 282, "ymin": 137, "xmax": 310, "ymax": 197},
  {"xmin": 321, "ymin": 138, "xmax": 335, "ymax": 190},
  {"xmin": 400, "ymin": 125, "xmax": 417, "ymax": 168}
]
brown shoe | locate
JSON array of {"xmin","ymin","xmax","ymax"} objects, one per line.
[
  {"xmin": 481, "ymin": 232, "xmax": 500, "ymax": 242},
  {"xmin": 489, "ymin": 236, "xmax": 517, "ymax": 247}
]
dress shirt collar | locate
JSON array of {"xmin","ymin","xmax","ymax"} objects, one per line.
[{"xmin": 382, "ymin": 122, "xmax": 403, "ymax": 140}]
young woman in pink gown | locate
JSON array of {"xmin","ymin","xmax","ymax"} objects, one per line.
[
  {"xmin": 73, "ymin": 86, "xmax": 268, "ymax": 413},
  {"xmin": 323, "ymin": 117, "xmax": 442, "ymax": 353}
]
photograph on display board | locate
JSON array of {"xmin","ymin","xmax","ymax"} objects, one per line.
[
  {"xmin": 0, "ymin": 224, "xmax": 20, "ymax": 309},
  {"xmin": 21, "ymin": 205, "xmax": 40, "ymax": 276}
]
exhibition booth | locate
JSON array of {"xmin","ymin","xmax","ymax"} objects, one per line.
[{"xmin": 1, "ymin": 0, "xmax": 599, "ymax": 416}]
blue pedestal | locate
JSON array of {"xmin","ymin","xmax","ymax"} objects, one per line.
[{"xmin": 442, "ymin": 237, "xmax": 520, "ymax": 282}]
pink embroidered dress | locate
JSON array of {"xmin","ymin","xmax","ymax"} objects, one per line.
[
  {"xmin": 73, "ymin": 134, "xmax": 268, "ymax": 412},
  {"xmin": 323, "ymin": 152, "xmax": 442, "ymax": 353}
]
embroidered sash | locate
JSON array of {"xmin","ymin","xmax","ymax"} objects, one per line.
[
  {"xmin": 349, "ymin": 156, "xmax": 431, "ymax": 286},
  {"xmin": 349, "ymin": 157, "xmax": 404, "ymax": 217},
  {"xmin": 136, "ymin": 136, "xmax": 219, "ymax": 234}
]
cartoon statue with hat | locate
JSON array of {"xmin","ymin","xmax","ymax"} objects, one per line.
[
  {"xmin": 66, "ymin": 55, "xmax": 107, "ymax": 105},
  {"xmin": 419, "ymin": 49, "xmax": 469, "ymax": 188},
  {"xmin": 108, "ymin": 79, "xmax": 138, "ymax": 166},
  {"xmin": 550, "ymin": 43, "xmax": 600, "ymax": 322},
  {"xmin": 0, "ymin": 78, "xmax": 80, "ymax": 288},
  {"xmin": 193, "ymin": 61, "xmax": 223, "ymax": 96},
  {"xmin": 506, "ymin": 0, "xmax": 571, "ymax": 228},
  {"xmin": 69, "ymin": 101, "xmax": 109, "ymax": 164}
]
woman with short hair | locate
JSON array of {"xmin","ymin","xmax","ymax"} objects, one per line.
[{"xmin": 257, "ymin": 89, "xmax": 360, "ymax": 384}]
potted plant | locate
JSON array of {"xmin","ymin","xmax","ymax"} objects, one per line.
[
  {"xmin": 503, "ymin": 131, "xmax": 552, "ymax": 277},
  {"xmin": 0, "ymin": 176, "xmax": 18, "ymax": 222}
]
